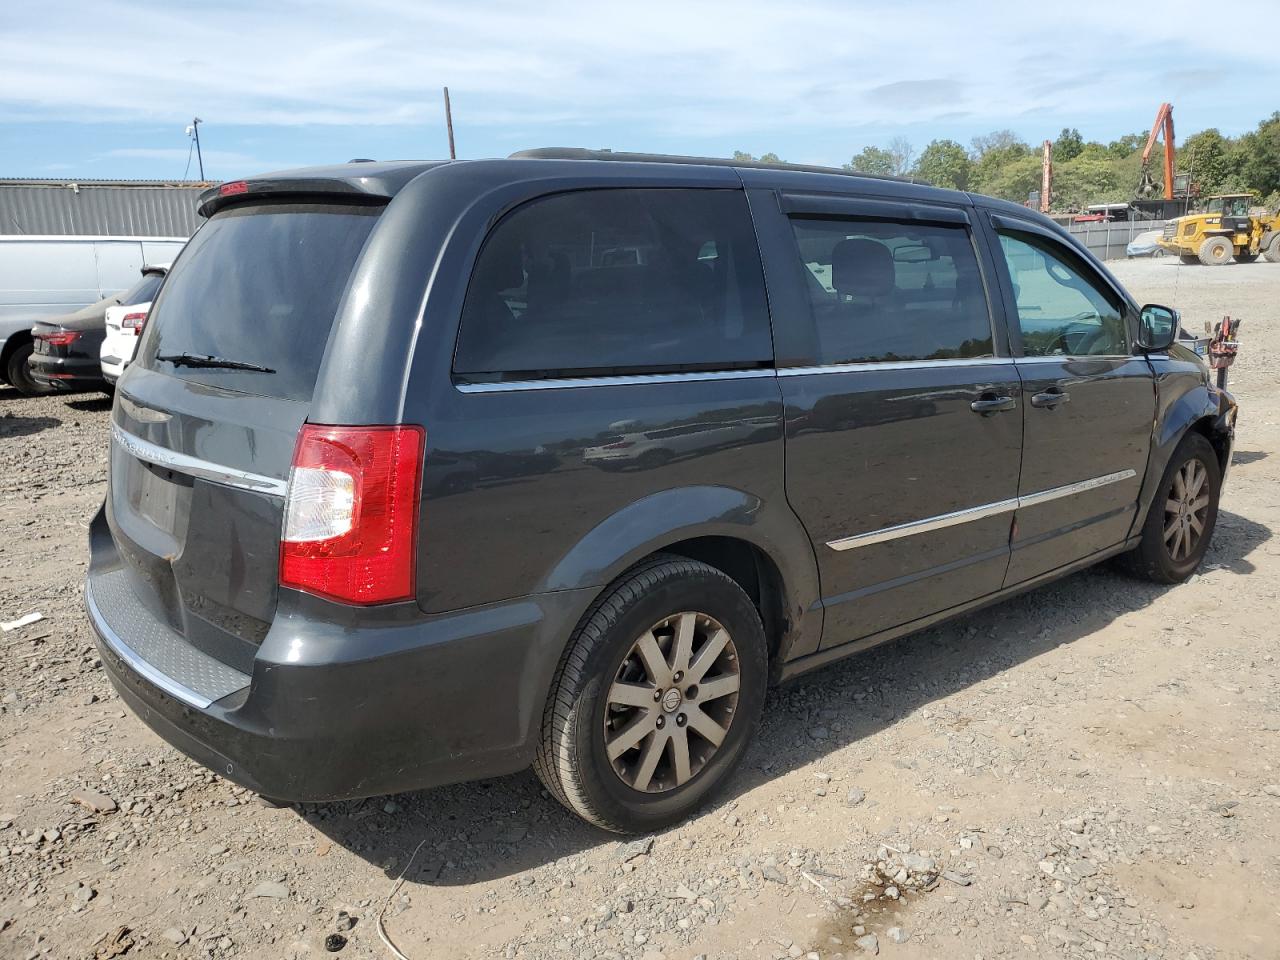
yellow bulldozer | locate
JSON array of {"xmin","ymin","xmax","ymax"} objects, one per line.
[{"xmin": 1157, "ymin": 194, "xmax": 1280, "ymax": 265}]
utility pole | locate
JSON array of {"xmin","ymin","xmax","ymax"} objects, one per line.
[
  {"xmin": 442, "ymin": 87, "xmax": 456, "ymax": 160},
  {"xmin": 191, "ymin": 117, "xmax": 205, "ymax": 180}
]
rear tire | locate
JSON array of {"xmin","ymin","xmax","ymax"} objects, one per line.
[
  {"xmin": 5, "ymin": 339, "xmax": 50, "ymax": 396},
  {"xmin": 1197, "ymin": 236, "xmax": 1234, "ymax": 266},
  {"xmin": 1119, "ymin": 432, "xmax": 1220, "ymax": 584},
  {"xmin": 534, "ymin": 555, "xmax": 767, "ymax": 834}
]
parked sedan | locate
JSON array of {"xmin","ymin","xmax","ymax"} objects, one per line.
[
  {"xmin": 27, "ymin": 292, "xmax": 124, "ymax": 393},
  {"xmin": 100, "ymin": 264, "xmax": 169, "ymax": 384},
  {"xmin": 1126, "ymin": 230, "xmax": 1166, "ymax": 258}
]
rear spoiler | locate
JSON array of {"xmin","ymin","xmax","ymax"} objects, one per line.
[{"xmin": 197, "ymin": 177, "xmax": 393, "ymax": 218}]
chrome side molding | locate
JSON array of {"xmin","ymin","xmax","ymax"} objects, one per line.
[
  {"xmin": 111, "ymin": 422, "xmax": 289, "ymax": 498},
  {"xmin": 827, "ymin": 469, "xmax": 1137, "ymax": 552}
]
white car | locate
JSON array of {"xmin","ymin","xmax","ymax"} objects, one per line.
[{"xmin": 100, "ymin": 264, "xmax": 169, "ymax": 383}]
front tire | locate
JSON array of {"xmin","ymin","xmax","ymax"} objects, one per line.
[
  {"xmin": 1197, "ymin": 236, "xmax": 1234, "ymax": 266},
  {"xmin": 1264, "ymin": 236, "xmax": 1280, "ymax": 264},
  {"xmin": 1120, "ymin": 433, "xmax": 1220, "ymax": 584},
  {"xmin": 535, "ymin": 556, "xmax": 767, "ymax": 833}
]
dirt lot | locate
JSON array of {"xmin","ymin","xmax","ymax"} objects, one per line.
[{"xmin": 1, "ymin": 257, "xmax": 1277, "ymax": 960}]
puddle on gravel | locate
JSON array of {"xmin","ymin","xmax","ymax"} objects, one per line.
[{"xmin": 807, "ymin": 881, "xmax": 923, "ymax": 952}]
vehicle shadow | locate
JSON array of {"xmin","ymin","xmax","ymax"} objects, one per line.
[
  {"xmin": 1232, "ymin": 449, "xmax": 1267, "ymax": 466},
  {"xmin": 65, "ymin": 395, "xmax": 113, "ymax": 413},
  {"xmin": 0, "ymin": 413, "xmax": 61, "ymax": 439},
  {"xmin": 301, "ymin": 508, "xmax": 1271, "ymax": 886}
]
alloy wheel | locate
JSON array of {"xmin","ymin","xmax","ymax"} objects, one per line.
[
  {"xmin": 603, "ymin": 612, "xmax": 741, "ymax": 793},
  {"xmin": 1164, "ymin": 457, "xmax": 1210, "ymax": 562}
]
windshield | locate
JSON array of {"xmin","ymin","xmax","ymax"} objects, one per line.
[
  {"xmin": 136, "ymin": 202, "xmax": 380, "ymax": 402},
  {"xmin": 1207, "ymin": 198, "xmax": 1250, "ymax": 217}
]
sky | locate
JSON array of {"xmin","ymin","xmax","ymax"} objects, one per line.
[{"xmin": 1, "ymin": 0, "xmax": 1278, "ymax": 181}]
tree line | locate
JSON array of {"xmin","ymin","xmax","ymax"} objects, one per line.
[{"xmin": 733, "ymin": 111, "xmax": 1280, "ymax": 211}]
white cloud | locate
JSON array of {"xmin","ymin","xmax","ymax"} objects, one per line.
[{"xmin": 1, "ymin": 0, "xmax": 1276, "ymax": 154}]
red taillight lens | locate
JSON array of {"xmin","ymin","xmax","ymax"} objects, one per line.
[
  {"xmin": 37, "ymin": 330, "xmax": 79, "ymax": 346},
  {"xmin": 280, "ymin": 424, "xmax": 424, "ymax": 605},
  {"xmin": 122, "ymin": 311, "xmax": 148, "ymax": 335}
]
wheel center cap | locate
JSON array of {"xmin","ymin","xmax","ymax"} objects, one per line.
[{"xmin": 661, "ymin": 688, "xmax": 683, "ymax": 713}]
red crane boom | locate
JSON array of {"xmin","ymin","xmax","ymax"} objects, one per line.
[{"xmin": 1138, "ymin": 102, "xmax": 1176, "ymax": 200}]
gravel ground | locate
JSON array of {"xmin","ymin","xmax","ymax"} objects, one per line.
[{"xmin": 1, "ymin": 257, "xmax": 1277, "ymax": 960}]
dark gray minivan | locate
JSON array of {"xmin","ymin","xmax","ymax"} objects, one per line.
[{"xmin": 86, "ymin": 151, "xmax": 1237, "ymax": 833}]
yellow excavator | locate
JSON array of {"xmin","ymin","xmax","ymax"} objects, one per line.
[{"xmin": 1157, "ymin": 194, "xmax": 1280, "ymax": 265}]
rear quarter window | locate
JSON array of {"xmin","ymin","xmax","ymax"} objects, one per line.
[
  {"xmin": 136, "ymin": 202, "xmax": 380, "ymax": 402},
  {"xmin": 453, "ymin": 188, "xmax": 773, "ymax": 380}
]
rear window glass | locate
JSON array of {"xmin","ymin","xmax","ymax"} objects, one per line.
[
  {"xmin": 137, "ymin": 202, "xmax": 379, "ymax": 401},
  {"xmin": 120, "ymin": 272, "xmax": 164, "ymax": 306},
  {"xmin": 453, "ymin": 189, "xmax": 772, "ymax": 380}
]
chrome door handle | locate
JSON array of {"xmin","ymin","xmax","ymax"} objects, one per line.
[
  {"xmin": 970, "ymin": 396, "xmax": 1017, "ymax": 415},
  {"xmin": 1031, "ymin": 390, "xmax": 1071, "ymax": 409}
]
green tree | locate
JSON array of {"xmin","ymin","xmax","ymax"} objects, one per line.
[
  {"xmin": 1179, "ymin": 128, "xmax": 1240, "ymax": 196},
  {"xmin": 844, "ymin": 145, "xmax": 897, "ymax": 176},
  {"xmin": 732, "ymin": 150, "xmax": 786, "ymax": 165},
  {"xmin": 1106, "ymin": 132, "xmax": 1146, "ymax": 158},
  {"xmin": 1235, "ymin": 111, "xmax": 1280, "ymax": 199},
  {"xmin": 1055, "ymin": 127, "xmax": 1085, "ymax": 162},
  {"xmin": 912, "ymin": 139, "xmax": 972, "ymax": 190},
  {"xmin": 1055, "ymin": 153, "xmax": 1123, "ymax": 207},
  {"xmin": 971, "ymin": 138, "xmax": 1033, "ymax": 195},
  {"xmin": 977, "ymin": 153, "xmax": 1043, "ymax": 204}
]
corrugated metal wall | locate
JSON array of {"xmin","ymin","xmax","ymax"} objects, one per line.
[{"xmin": 0, "ymin": 181, "xmax": 213, "ymax": 237}]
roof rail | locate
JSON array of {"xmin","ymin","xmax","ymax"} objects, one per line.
[{"xmin": 508, "ymin": 147, "xmax": 922, "ymax": 184}]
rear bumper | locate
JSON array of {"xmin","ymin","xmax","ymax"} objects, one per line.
[
  {"xmin": 86, "ymin": 508, "xmax": 593, "ymax": 800},
  {"xmin": 29, "ymin": 353, "xmax": 105, "ymax": 390},
  {"xmin": 100, "ymin": 357, "xmax": 124, "ymax": 383}
]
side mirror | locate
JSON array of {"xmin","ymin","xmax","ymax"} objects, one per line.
[{"xmin": 1138, "ymin": 303, "xmax": 1178, "ymax": 351}]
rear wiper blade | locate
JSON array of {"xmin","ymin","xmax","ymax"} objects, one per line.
[{"xmin": 156, "ymin": 353, "xmax": 275, "ymax": 373}]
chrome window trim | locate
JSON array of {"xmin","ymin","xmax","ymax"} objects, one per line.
[
  {"xmin": 455, "ymin": 369, "xmax": 777, "ymax": 393},
  {"xmin": 111, "ymin": 422, "xmax": 288, "ymax": 498},
  {"xmin": 826, "ymin": 469, "xmax": 1138, "ymax": 551},
  {"xmin": 1013, "ymin": 354, "xmax": 1137, "ymax": 364},
  {"xmin": 86, "ymin": 582, "xmax": 215, "ymax": 710},
  {"xmin": 778, "ymin": 357, "xmax": 1013, "ymax": 377}
]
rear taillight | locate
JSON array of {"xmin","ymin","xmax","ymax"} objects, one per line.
[
  {"xmin": 122, "ymin": 311, "xmax": 147, "ymax": 335},
  {"xmin": 37, "ymin": 330, "xmax": 79, "ymax": 346},
  {"xmin": 280, "ymin": 424, "xmax": 424, "ymax": 605}
]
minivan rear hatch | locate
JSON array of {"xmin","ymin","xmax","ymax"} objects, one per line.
[{"xmin": 99, "ymin": 199, "xmax": 382, "ymax": 677}]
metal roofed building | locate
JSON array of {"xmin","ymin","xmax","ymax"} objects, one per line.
[{"xmin": 0, "ymin": 179, "xmax": 217, "ymax": 238}]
